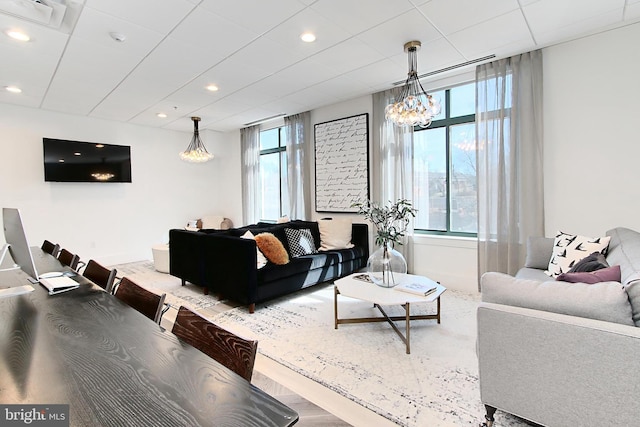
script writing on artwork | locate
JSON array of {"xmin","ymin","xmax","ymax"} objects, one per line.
[{"xmin": 314, "ymin": 113, "xmax": 369, "ymax": 212}]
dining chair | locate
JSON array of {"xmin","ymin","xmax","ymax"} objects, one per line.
[
  {"xmin": 172, "ymin": 305, "xmax": 258, "ymax": 382},
  {"xmin": 41, "ymin": 240, "xmax": 60, "ymax": 257},
  {"xmin": 57, "ymin": 248, "xmax": 80, "ymax": 271},
  {"xmin": 114, "ymin": 277, "xmax": 166, "ymax": 324},
  {"xmin": 82, "ymin": 259, "xmax": 117, "ymax": 293}
]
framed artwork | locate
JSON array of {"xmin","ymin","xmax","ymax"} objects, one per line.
[{"xmin": 314, "ymin": 113, "xmax": 369, "ymax": 213}]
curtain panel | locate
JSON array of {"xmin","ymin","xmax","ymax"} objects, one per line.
[
  {"xmin": 240, "ymin": 125, "xmax": 261, "ymax": 225},
  {"xmin": 284, "ymin": 112, "xmax": 311, "ymax": 220},
  {"xmin": 372, "ymin": 88, "xmax": 415, "ymax": 271},
  {"xmin": 476, "ymin": 50, "xmax": 545, "ymax": 287}
]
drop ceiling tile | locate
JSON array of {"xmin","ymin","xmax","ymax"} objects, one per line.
[
  {"xmin": 310, "ymin": 0, "xmax": 415, "ymax": 35},
  {"xmin": 626, "ymin": 4, "xmax": 640, "ymax": 21},
  {"xmin": 198, "ymin": 0, "xmax": 306, "ymax": 34},
  {"xmin": 72, "ymin": 7, "xmax": 165, "ymax": 57},
  {"xmin": 84, "ymin": 0, "xmax": 196, "ymax": 33},
  {"xmin": 340, "ymin": 59, "xmax": 406, "ymax": 91},
  {"xmin": 264, "ymin": 7, "xmax": 352, "ymax": 55},
  {"xmin": 310, "ymin": 38, "xmax": 386, "ymax": 75},
  {"xmin": 532, "ymin": 9, "xmax": 623, "ymax": 46},
  {"xmin": 168, "ymin": 7, "xmax": 260, "ymax": 57},
  {"xmin": 523, "ymin": 0, "xmax": 625, "ymax": 36},
  {"xmin": 418, "ymin": 0, "xmax": 520, "ymax": 35},
  {"xmin": 446, "ymin": 10, "xmax": 534, "ymax": 58},
  {"xmin": 356, "ymin": 9, "xmax": 442, "ymax": 58},
  {"xmin": 386, "ymin": 37, "xmax": 467, "ymax": 75},
  {"xmin": 253, "ymin": 58, "xmax": 336, "ymax": 98},
  {"xmin": 40, "ymin": 77, "xmax": 110, "ymax": 115}
]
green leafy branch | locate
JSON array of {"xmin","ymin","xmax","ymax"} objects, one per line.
[{"xmin": 352, "ymin": 199, "xmax": 417, "ymax": 247}]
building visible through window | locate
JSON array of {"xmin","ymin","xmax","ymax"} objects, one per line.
[{"xmin": 259, "ymin": 127, "xmax": 289, "ymax": 221}]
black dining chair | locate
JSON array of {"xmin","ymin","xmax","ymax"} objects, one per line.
[
  {"xmin": 114, "ymin": 277, "xmax": 166, "ymax": 324},
  {"xmin": 82, "ymin": 259, "xmax": 117, "ymax": 293},
  {"xmin": 57, "ymin": 248, "xmax": 81, "ymax": 271},
  {"xmin": 172, "ymin": 305, "xmax": 258, "ymax": 382},
  {"xmin": 41, "ymin": 240, "xmax": 60, "ymax": 257}
]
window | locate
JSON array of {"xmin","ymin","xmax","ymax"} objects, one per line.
[
  {"xmin": 413, "ymin": 82, "xmax": 477, "ymax": 236},
  {"xmin": 259, "ymin": 127, "xmax": 289, "ymax": 221}
]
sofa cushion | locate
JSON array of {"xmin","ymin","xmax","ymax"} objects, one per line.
[
  {"xmin": 567, "ymin": 251, "xmax": 609, "ymax": 273},
  {"xmin": 524, "ymin": 236, "xmax": 554, "ymax": 269},
  {"xmin": 255, "ymin": 232, "xmax": 289, "ymax": 265},
  {"xmin": 258, "ymin": 252, "xmax": 339, "ymax": 283},
  {"xmin": 284, "ymin": 228, "xmax": 318, "ymax": 257},
  {"xmin": 556, "ymin": 265, "xmax": 621, "ymax": 284},
  {"xmin": 545, "ymin": 231, "xmax": 611, "ymax": 277},
  {"xmin": 318, "ymin": 218, "xmax": 355, "ymax": 251},
  {"xmin": 481, "ymin": 272, "xmax": 634, "ymax": 326}
]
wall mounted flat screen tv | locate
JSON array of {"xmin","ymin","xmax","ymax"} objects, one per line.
[{"xmin": 43, "ymin": 138, "xmax": 132, "ymax": 183}]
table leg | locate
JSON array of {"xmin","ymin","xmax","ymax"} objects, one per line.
[
  {"xmin": 334, "ymin": 285, "xmax": 338, "ymax": 329},
  {"xmin": 405, "ymin": 302, "xmax": 410, "ymax": 354}
]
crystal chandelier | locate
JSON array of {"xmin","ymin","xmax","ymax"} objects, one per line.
[
  {"xmin": 385, "ymin": 41, "xmax": 441, "ymax": 128},
  {"xmin": 179, "ymin": 116, "xmax": 214, "ymax": 163}
]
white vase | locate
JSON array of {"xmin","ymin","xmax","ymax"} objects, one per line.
[{"xmin": 367, "ymin": 242, "xmax": 407, "ymax": 288}]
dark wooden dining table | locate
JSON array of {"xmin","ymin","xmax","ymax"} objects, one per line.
[{"xmin": 0, "ymin": 249, "xmax": 298, "ymax": 426}]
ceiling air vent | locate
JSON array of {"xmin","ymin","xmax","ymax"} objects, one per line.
[{"xmin": 0, "ymin": 0, "xmax": 67, "ymax": 29}]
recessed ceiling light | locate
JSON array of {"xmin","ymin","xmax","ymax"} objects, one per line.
[
  {"xmin": 6, "ymin": 30, "xmax": 30, "ymax": 42},
  {"xmin": 157, "ymin": 113, "xmax": 167, "ymax": 118},
  {"xmin": 95, "ymin": 144, "xmax": 104, "ymax": 148},
  {"xmin": 300, "ymin": 32, "xmax": 316, "ymax": 43},
  {"xmin": 58, "ymin": 159, "xmax": 65, "ymax": 163},
  {"xmin": 206, "ymin": 84, "xmax": 219, "ymax": 92},
  {"xmin": 5, "ymin": 86, "xmax": 22, "ymax": 93},
  {"xmin": 74, "ymin": 152, "xmax": 81, "ymax": 156}
]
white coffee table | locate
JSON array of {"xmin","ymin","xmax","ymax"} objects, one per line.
[{"xmin": 334, "ymin": 273, "xmax": 446, "ymax": 354}]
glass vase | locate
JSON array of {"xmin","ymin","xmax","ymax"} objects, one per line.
[{"xmin": 367, "ymin": 242, "xmax": 407, "ymax": 288}]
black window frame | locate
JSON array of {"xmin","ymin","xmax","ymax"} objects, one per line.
[
  {"xmin": 259, "ymin": 126, "xmax": 288, "ymax": 222},
  {"xmin": 414, "ymin": 84, "xmax": 477, "ymax": 238}
]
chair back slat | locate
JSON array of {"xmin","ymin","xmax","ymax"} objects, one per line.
[
  {"xmin": 114, "ymin": 277, "xmax": 166, "ymax": 324},
  {"xmin": 83, "ymin": 259, "xmax": 117, "ymax": 293},
  {"xmin": 172, "ymin": 306, "xmax": 257, "ymax": 382}
]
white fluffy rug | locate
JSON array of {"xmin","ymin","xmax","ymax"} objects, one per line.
[{"xmin": 207, "ymin": 284, "xmax": 532, "ymax": 427}]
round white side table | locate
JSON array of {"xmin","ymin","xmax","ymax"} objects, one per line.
[{"xmin": 152, "ymin": 244, "xmax": 170, "ymax": 273}]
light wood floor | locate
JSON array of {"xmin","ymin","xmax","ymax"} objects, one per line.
[{"xmin": 251, "ymin": 370, "xmax": 352, "ymax": 427}]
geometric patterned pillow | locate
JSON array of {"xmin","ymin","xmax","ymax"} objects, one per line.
[
  {"xmin": 545, "ymin": 231, "xmax": 611, "ymax": 277},
  {"xmin": 284, "ymin": 228, "xmax": 317, "ymax": 258}
]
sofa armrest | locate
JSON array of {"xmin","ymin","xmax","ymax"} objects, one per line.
[
  {"xmin": 478, "ymin": 302, "xmax": 640, "ymax": 427},
  {"xmin": 351, "ymin": 223, "xmax": 369, "ymax": 259}
]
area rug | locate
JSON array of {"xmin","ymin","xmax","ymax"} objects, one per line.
[
  {"xmin": 206, "ymin": 284, "xmax": 533, "ymax": 427},
  {"xmin": 110, "ymin": 261, "xmax": 221, "ymax": 311}
]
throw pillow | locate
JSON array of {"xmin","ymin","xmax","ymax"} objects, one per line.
[
  {"xmin": 254, "ymin": 232, "xmax": 289, "ymax": 265},
  {"xmin": 556, "ymin": 265, "xmax": 621, "ymax": 284},
  {"xmin": 318, "ymin": 218, "xmax": 354, "ymax": 251},
  {"xmin": 284, "ymin": 228, "xmax": 317, "ymax": 258},
  {"xmin": 240, "ymin": 231, "xmax": 267, "ymax": 269},
  {"xmin": 545, "ymin": 231, "xmax": 611, "ymax": 277},
  {"xmin": 200, "ymin": 214, "xmax": 225, "ymax": 229},
  {"xmin": 567, "ymin": 251, "xmax": 609, "ymax": 273}
]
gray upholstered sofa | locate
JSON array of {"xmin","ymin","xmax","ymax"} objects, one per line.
[{"xmin": 477, "ymin": 227, "xmax": 640, "ymax": 427}]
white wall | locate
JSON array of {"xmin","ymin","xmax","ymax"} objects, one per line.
[
  {"xmin": 0, "ymin": 104, "xmax": 239, "ymax": 265},
  {"xmin": 543, "ymin": 22, "xmax": 640, "ymax": 237}
]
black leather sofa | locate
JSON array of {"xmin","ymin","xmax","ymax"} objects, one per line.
[{"xmin": 169, "ymin": 220, "xmax": 369, "ymax": 312}]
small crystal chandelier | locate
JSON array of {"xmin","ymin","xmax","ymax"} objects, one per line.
[
  {"xmin": 179, "ymin": 116, "xmax": 214, "ymax": 163},
  {"xmin": 385, "ymin": 41, "xmax": 441, "ymax": 128}
]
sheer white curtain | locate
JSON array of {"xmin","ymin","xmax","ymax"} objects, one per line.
[
  {"xmin": 372, "ymin": 88, "xmax": 415, "ymax": 271},
  {"xmin": 240, "ymin": 125, "xmax": 261, "ymax": 225},
  {"xmin": 476, "ymin": 50, "xmax": 544, "ymax": 286},
  {"xmin": 284, "ymin": 112, "xmax": 311, "ymax": 220}
]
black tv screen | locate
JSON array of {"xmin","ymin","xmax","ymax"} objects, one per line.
[{"xmin": 43, "ymin": 138, "xmax": 132, "ymax": 183}]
